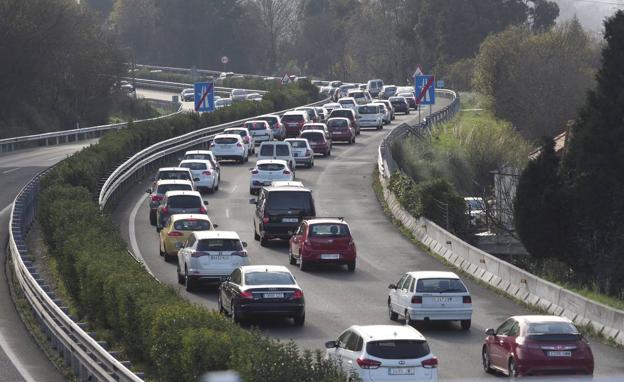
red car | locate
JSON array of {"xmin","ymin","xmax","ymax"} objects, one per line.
[
  {"xmin": 326, "ymin": 117, "xmax": 355, "ymax": 144},
  {"xmin": 289, "ymin": 218, "xmax": 356, "ymax": 272},
  {"xmin": 482, "ymin": 315, "xmax": 594, "ymax": 377},
  {"xmin": 300, "ymin": 130, "xmax": 331, "ymax": 157}
]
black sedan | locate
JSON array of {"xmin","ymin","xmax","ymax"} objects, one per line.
[
  {"xmin": 389, "ymin": 96, "xmax": 411, "ymax": 115},
  {"xmin": 218, "ymin": 265, "xmax": 305, "ymax": 326},
  {"xmin": 397, "ymin": 92, "xmax": 417, "ymax": 109}
]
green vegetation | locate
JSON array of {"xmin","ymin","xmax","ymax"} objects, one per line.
[{"xmin": 108, "ymin": 93, "xmax": 161, "ymax": 123}]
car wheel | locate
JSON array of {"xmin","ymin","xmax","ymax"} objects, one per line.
[
  {"xmin": 254, "ymin": 226, "xmax": 260, "ymax": 241},
  {"xmin": 289, "ymin": 250, "xmax": 297, "ymax": 265},
  {"xmin": 404, "ymin": 311, "xmax": 413, "ymax": 326},
  {"xmin": 352, "ymin": 137, "xmax": 356, "ymax": 144},
  {"xmin": 218, "ymin": 294, "xmax": 226, "ymax": 315},
  {"xmin": 482, "ymin": 347, "xmax": 493, "ymax": 373},
  {"xmin": 164, "ymin": 252, "xmax": 175, "ymax": 263},
  {"xmin": 177, "ymin": 263, "xmax": 184, "ymax": 284},
  {"xmin": 260, "ymin": 234, "xmax": 268, "ymax": 247},
  {"xmin": 293, "ymin": 312, "xmax": 305, "ymax": 326},
  {"xmin": 347, "ymin": 261, "xmax": 355, "ymax": 272},
  {"xmin": 159, "ymin": 244, "xmax": 165, "ymax": 257},
  {"xmin": 327, "ymin": 150, "xmax": 331, "ymax": 157},
  {"xmin": 299, "ymin": 255, "xmax": 309, "ymax": 272},
  {"xmin": 406, "ymin": 110, "xmax": 410, "ymax": 115},
  {"xmin": 149, "ymin": 212, "xmax": 157, "ymax": 226},
  {"xmin": 388, "ymin": 299, "xmax": 398, "ymax": 321},
  {"xmin": 156, "ymin": 226, "xmax": 161, "ymax": 233},
  {"xmin": 508, "ymin": 358, "xmax": 518, "ymax": 378},
  {"xmin": 231, "ymin": 302, "xmax": 241, "ymax": 324},
  {"xmin": 461, "ymin": 319, "xmax": 471, "ymax": 330},
  {"xmin": 185, "ymin": 268, "xmax": 195, "ymax": 292},
  {"xmin": 215, "ymin": 178, "xmax": 219, "ymax": 191},
  {"xmin": 249, "ymin": 188, "xmax": 255, "ymax": 195}
]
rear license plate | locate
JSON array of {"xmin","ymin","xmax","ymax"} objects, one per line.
[
  {"xmin": 321, "ymin": 254, "xmax": 340, "ymax": 260},
  {"xmin": 294, "ymin": 153, "xmax": 299, "ymax": 157},
  {"xmin": 388, "ymin": 367, "xmax": 415, "ymax": 375},
  {"xmin": 263, "ymin": 293, "xmax": 284, "ymax": 299},
  {"xmin": 547, "ymin": 351, "xmax": 572, "ymax": 357},
  {"xmin": 210, "ymin": 255, "xmax": 229, "ymax": 260},
  {"xmin": 433, "ymin": 297, "xmax": 452, "ymax": 302},
  {"xmin": 282, "ymin": 218, "xmax": 298, "ymax": 223}
]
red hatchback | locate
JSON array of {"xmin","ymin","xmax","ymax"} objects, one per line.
[
  {"xmin": 482, "ymin": 315, "xmax": 594, "ymax": 377},
  {"xmin": 300, "ymin": 130, "xmax": 331, "ymax": 157},
  {"xmin": 289, "ymin": 218, "xmax": 356, "ymax": 272}
]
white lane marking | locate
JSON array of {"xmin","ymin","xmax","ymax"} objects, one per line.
[
  {"xmin": 129, "ymin": 193, "xmax": 154, "ymax": 275},
  {"xmin": 47, "ymin": 156, "xmax": 62, "ymax": 161},
  {"xmin": 0, "ymin": 204, "xmax": 11, "ymax": 217},
  {"xmin": 231, "ymin": 185, "xmax": 237, "ymax": 193},
  {"xmin": 1, "ymin": 168, "xmax": 19, "ymax": 174},
  {"xmin": 225, "ymin": 209, "xmax": 230, "ymax": 219},
  {"xmin": 0, "ymin": 331, "xmax": 37, "ymax": 382}
]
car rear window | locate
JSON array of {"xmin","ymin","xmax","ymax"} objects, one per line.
[
  {"xmin": 309, "ymin": 224, "xmax": 349, "ymax": 237},
  {"xmin": 158, "ymin": 171, "xmax": 191, "ymax": 181},
  {"xmin": 180, "ymin": 162, "xmax": 208, "ymax": 171},
  {"xmin": 258, "ymin": 117, "xmax": 277, "ymax": 125},
  {"xmin": 282, "ymin": 114, "xmax": 304, "ymax": 123},
  {"xmin": 227, "ymin": 130, "xmax": 246, "ymax": 137},
  {"xmin": 258, "ymin": 163, "xmax": 285, "ymax": 171},
  {"xmin": 275, "ymin": 144, "xmax": 290, "ymax": 156},
  {"xmin": 301, "ymin": 132, "xmax": 324, "ymax": 142},
  {"xmin": 527, "ymin": 322, "xmax": 578, "ymax": 335},
  {"xmin": 168, "ymin": 195, "xmax": 202, "ymax": 209},
  {"xmin": 328, "ymin": 119, "xmax": 348, "ymax": 128},
  {"xmin": 358, "ymin": 106, "xmax": 378, "ymax": 114},
  {"xmin": 245, "ymin": 122, "xmax": 266, "ymax": 130},
  {"xmin": 214, "ymin": 137, "xmax": 238, "ymax": 144},
  {"xmin": 331, "ymin": 110, "xmax": 351, "ymax": 119},
  {"xmin": 197, "ymin": 239, "xmax": 242, "ymax": 252},
  {"xmin": 339, "ymin": 100, "xmax": 355, "ymax": 106},
  {"xmin": 174, "ymin": 219, "xmax": 211, "ymax": 231},
  {"xmin": 156, "ymin": 184, "xmax": 192, "ymax": 194},
  {"xmin": 267, "ymin": 191, "xmax": 314, "ymax": 213},
  {"xmin": 288, "ymin": 140, "xmax": 307, "ymax": 148},
  {"xmin": 260, "ymin": 145, "xmax": 274, "ymax": 156},
  {"xmin": 366, "ymin": 340, "xmax": 431, "ymax": 359},
  {"xmin": 244, "ymin": 271, "xmax": 295, "ymax": 286},
  {"xmin": 416, "ymin": 278, "xmax": 467, "ymax": 293},
  {"xmin": 184, "ymin": 154, "xmax": 210, "ymax": 160}
]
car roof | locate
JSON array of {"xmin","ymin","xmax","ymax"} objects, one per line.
[
  {"xmin": 389, "ymin": 96, "xmax": 407, "ymax": 100},
  {"xmin": 185, "ymin": 150, "xmax": 213, "ymax": 155},
  {"xmin": 192, "ymin": 230, "xmax": 240, "ymax": 240},
  {"xmin": 259, "ymin": 141, "xmax": 289, "ymax": 146},
  {"xmin": 164, "ymin": 190, "xmax": 201, "ymax": 197},
  {"xmin": 282, "ymin": 110, "xmax": 307, "ymax": 116},
  {"xmin": 305, "ymin": 218, "xmax": 348, "ymax": 225},
  {"xmin": 158, "ymin": 167, "xmax": 191, "ymax": 172},
  {"xmin": 180, "ymin": 159, "xmax": 212, "ymax": 164},
  {"xmin": 263, "ymin": 185, "xmax": 311, "ymax": 192},
  {"xmin": 214, "ymin": 133, "xmax": 243, "ymax": 139},
  {"xmin": 271, "ymin": 181, "xmax": 305, "ymax": 188},
  {"xmin": 406, "ymin": 271, "xmax": 461, "ymax": 280},
  {"xmin": 256, "ymin": 159, "xmax": 288, "ymax": 165},
  {"xmin": 224, "ymin": 127, "xmax": 249, "ymax": 132},
  {"xmin": 155, "ymin": 179, "xmax": 193, "ymax": 186},
  {"xmin": 351, "ymin": 325, "xmax": 427, "ymax": 342},
  {"xmin": 170, "ymin": 213, "xmax": 211, "ymax": 222},
  {"xmin": 245, "ymin": 120, "xmax": 269, "ymax": 124},
  {"xmin": 258, "ymin": 114, "xmax": 280, "ymax": 118},
  {"xmin": 284, "ymin": 138, "xmax": 307, "ymax": 142},
  {"xmin": 512, "ymin": 315, "xmax": 573, "ymax": 324},
  {"xmin": 240, "ymin": 265, "xmax": 291, "ymax": 274}
]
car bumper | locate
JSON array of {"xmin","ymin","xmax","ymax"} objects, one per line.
[
  {"xmin": 261, "ymin": 223, "xmax": 300, "ymax": 239},
  {"xmin": 406, "ymin": 307, "xmax": 472, "ymax": 321},
  {"xmin": 163, "ymin": 239, "xmax": 182, "ymax": 256},
  {"xmin": 253, "ymin": 135, "xmax": 272, "ymax": 143},
  {"xmin": 310, "ymin": 145, "xmax": 330, "ymax": 154},
  {"xmin": 331, "ymin": 134, "xmax": 352, "ymax": 141},
  {"xmin": 293, "ymin": 156, "xmax": 314, "ymax": 165},
  {"xmin": 194, "ymin": 178, "xmax": 215, "ymax": 187},
  {"xmin": 516, "ymin": 357, "xmax": 594, "ymax": 376},
  {"xmin": 301, "ymin": 248, "xmax": 356, "ymax": 263},
  {"xmin": 359, "ymin": 120, "xmax": 381, "ymax": 127},
  {"xmin": 238, "ymin": 302, "xmax": 305, "ymax": 318},
  {"xmin": 215, "ymin": 154, "xmax": 245, "ymax": 160}
]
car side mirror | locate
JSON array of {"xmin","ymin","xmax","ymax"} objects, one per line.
[
  {"xmin": 146, "ymin": 188, "xmax": 152, "ymax": 194},
  {"xmin": 249, "ymin": 198, "xmax": 257, "ymax": 205},
  {"xmin": 485, "ymin": 328, "xmax": 496, "ymax": 336},
  {"xmin": 388, "ymin": 283, "xmax": 397, "ymax": 289},
  {"xmin": 194, "ymin": 177, "xmax": 200, "ymax": 182},
  {"xmin": 324, "ymin": 340, "xmax": 338, "ymax": 349},
  {"xmin": 242, "ymin": 241, "xmax": 248, "ymax": 248},
  {"xmin": 213, "ymin": 224, "xmax": 219, "ymax": 229}
]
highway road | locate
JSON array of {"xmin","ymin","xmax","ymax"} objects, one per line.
[
  {"xmin": 110, "ymin": 94, "xmax": 624, "ymax": 380},
  {"xmin": 0, "ymin": 142, "xmax": 97, "ymax": 382}
]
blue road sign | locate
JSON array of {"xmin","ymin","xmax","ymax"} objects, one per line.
[
  {"xmin": 194, "ymin": 82, "xmax": 215, "ymax": 112},
  {"xmin": 414, "ymin": 75, "xmax": 436, "ymax": 105},
  {"xmin": 436, "ymin": 79, "xmax": 445, "ymax": 89}
]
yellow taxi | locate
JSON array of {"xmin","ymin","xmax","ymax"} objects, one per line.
[{"xmin": 159, "ymin": 214, "xmax": 215, "ymax": 262}]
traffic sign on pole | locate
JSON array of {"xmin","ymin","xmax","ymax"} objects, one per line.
[
  {"xmin": 194, "ymin": 81, "xmax": 215, "ymax": 112},
  {"xmin": 414, "ymin": 75, "xmax": 435, "ymax": 105},
  {"xmin": 221, "ymin": 56, "xmax": 229, "ymax": 65},
  {"xmin": 281, "ymin": 73, "xmax": 290, "ymax": 85},
  {"xmin": 412, "ymin": 65, "xmax": 424, "ymax": 79}
]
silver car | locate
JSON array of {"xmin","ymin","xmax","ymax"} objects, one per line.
[{"xmin": 285, "ymin": 138, "xmax": 314, "ymax": 168}]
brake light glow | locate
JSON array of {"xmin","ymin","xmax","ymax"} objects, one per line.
[
  {"xmin": 161, "ymin": 207, "xmax": 168, "ymax": 214},
  {"xmin": 236, "ymin": 143, "xmax": 243, "ymax": 147},
  {"xmin": 151, "ymin": 195, "xmax": 163, "ymax": 202},
  {"xmin": 283, "ymin": 170, "xmax": 291, "ymax": 175},
  {"xmin": 202, "ymin": 170, "xmax": 212, "ymax": 176},
  {"xmin": 239, "ymin": 290, "xmax": 254, "ymax": 300},
  {"xmin": 411, "ymin": 296, "xmax": 422, "ymax": 304},
  {"xmin": 356, "ymin": 357, "xmax": 381, "ymax": 369},
  {"xmin": 190, "ymin": 251, "xmax": 202, "ymax": 258},
  {"xmin": 199, "ymin": 207, "xmax": 207, "ymax": 214},
  {"xmin": 305, "ymin": 149, "xmax": 312, "ymax": 156},
  {"xmin": 210, "ymin": 142, "xmax": 215, "ymax": 147},
  {"xmin": 463, "ymin": 296, "xmax": 472, "ymax": 304},
  {"xmin": 167, "ymin": 231, "xmax": 183, "ymax": 237},
  {"xmin": 262, "ymin": 216, "xmax": 269, "ymax": 224},
  {"xmin": 422, "ymin": 357, "xmax": 438, "ymax": 369}
]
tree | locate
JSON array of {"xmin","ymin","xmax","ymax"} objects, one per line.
[{"xmin": 529, "ymin": 0, "xmax": 559, "ymax": 31}]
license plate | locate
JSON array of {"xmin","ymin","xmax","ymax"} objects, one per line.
[
  {"xmin": 282, "ymin": 218, "xmax": 298, "ymax": 223},
  {"xmin": 434, "ymin": 297, "xmax": 452, "ymax": 302},
  {"xmin": 294, "ymin": 153, "xmax": 300, "ymax": 157},
  {"xmin": 210, "ymin": 255, "xmax": 229, "ymax": 260},
  {"xmin": 388, "ymin": 368, "xmax": 415, "ymax": 375},
  {"xmin": 547, "ymin": 351, "xmax": 572, "ymax": 357},
  {"xmin": 263, "ymin": 293, "xmax": 284, "ymax": 299},
  {"xmin": 321, "ymin": 254, "xmax": 340, "ymax": 260}
]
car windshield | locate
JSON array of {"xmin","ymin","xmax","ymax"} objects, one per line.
[
  {"xmin": 156, "ymin": 184, "xmax": 192, "ymax": 194},
  {"xmin": 158, "ymin": 171, "xmax": 191, "ymax": 181},
  {"xmin": 416, "ymin": 278, "xmax": 467, "ymax": 293},
  {"xmin": 244, "ymin": 271, "xmax": 295, "ymax": 286},
  {"xmin": 214, "ymin": 137, "xmax": 238, "ymax": 144},
  {"xmin": 275, "ymin": 145, "xmax": 290, "ymax": 156},
  {"xmin": 168, "ymin": 195, "xmax": 201, "ymax": 209},
  {"xmin": 359, "ymin": 106, "xmax": 378, "ymax": 114},
  {"xmin": 197, "ymin": 239, "xmax": 242, "ymax": 251},
  {"xmin": 302, "ymin": 132, "xmax": 324, "ymax": 142},
  {"xmin": 288, "ymin": 140, "xmax": 307, "ymax": 148},
  {"xmin": 309, "ymin": 223, "xmax": 349, "ymax": 237},
  {"xmin": 180, "ymin": 162, "xmax": 208, "ymax": 171},
  {"xmin": 282, "ymin": 115, "xmax": 304, "ymax": 123},
  {"xmin": 366, "ymin": 340, "xmax": 431, "ymax": 360},
  {"xmin": 267, "ymin": 191, "xmax": 313, "ymax": 212},
  {"xmin": 246, "ymin": 122, "xmax": 266, "ymax": 130},
  {"xmin": 258, "ymin": 163, "xmax": 285, "ymax": 171},
  {"xmin": 174, "ymin": 219, "xmax": 211, "ymax": 231}
]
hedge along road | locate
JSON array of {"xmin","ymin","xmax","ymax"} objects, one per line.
[{"xmin": 112, "ymin": 98, "xmax": 624, "ymax": 380}]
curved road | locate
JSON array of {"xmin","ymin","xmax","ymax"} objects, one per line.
[{"xmin": 113, "ymin": 102, "xmax": 624, "ymax": 380}]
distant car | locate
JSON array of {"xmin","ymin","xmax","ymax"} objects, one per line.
[
  {"xmin": 338, "ymin": 97, "xmax": 358, "ymax": 110},
  {"xmin": 389, "ymin": 96, "xmax": 410, "ymax": 115},
  {"xmin": 246, "ymin": 93, "xmax": 263, "ymax": 102},
  {"xmin": 380, "ymin": 85, "xmax": 398, "ymax": 99},
  {"xmin": 218, "ymin": 265, "xmax": 305, "ymax": 325},
  {"xmin": 482, "ymin": 315, "xmax": 594, "ymax": 377},
  {"xmin": 301, "ymin": 122, "xmax": 330, "ymax": 137},
  {"xmin": 210, "ymin": 134, "xmax": 248, "ymax": 163},
  {"xmin": 178, "ymin": 159, "xmax": 219, "ymax": 193},
  {"xmin": 328, "ymin": 108, "xmax": 360, "ymax": 135},
  {"xmin": 300, "ymin": 130, "xmax": 331, "ymax": 157},
  {"xmin": 373, "ymin": 101, "xmax": 392, "ymax": 124},
  {"xmin": 357, "ymin": 104, "xmax": 383, "ymax": 130},
  {"xmin": 156, "ymin": 190, "xmax": 208, "ymax": 231},
  {"xmin": 366, "ymin": 79, "xmax": 384, "ymax": 97},
  {"xmin": 243, "ymin": 120, "xmax": 273, "ymax": 144},
  {"xmin": 180, "ymin": 88, "xmax": 194, "ymax": 102},
  {"xmin": 325, "ymin": 325, "xmax": 438, "ymax": 382},
  {"xmin": 347, "ymin": 89, "xmax": 373, "ymax": 105},
  {"xmin": 159, "ymin": 213, "xmax": 214, "ymax": 262},
  {"xmin": 373, "ymin": 99, "xmax": 395, "ymax": 120},
  {"xmin": 215, "ymin": 98, "xmax": 232, "ymax": 109},
  {"xmin": 295, "ymin": 107, "xmax": 320, "ymax": 123},
  {"xmin": 151, "ymin": 167, "xmax": 195, "ymax": 191},
  {"xmin": 146, "ymin": 179, "xmax": 194, "ymax": 226},
  {"xmin": 181, "ymin": 150, "xmax": 220, "ymax": 178},
  {"xmin": 326, "ymin": 117, "xmax": 355, "ymax": 144},
  {"xmin": 329, "ymin": 80, "xmax": 342, "ymax": 88},
  {"xmin": 256, "ymin": 141, "xmax": 296, "ymax": 173},
  {"xmin": 281, "ymin": 111, "xmax": 310, "ymax": 138},
  {"xmin": 285, "ymin": 138, "xmax": 314, "ymax": 168},
  {"xmin": 255, "ymin": 114, "xmax": 285, "ymax": 140},
  {"xmin": 322, "ymin": 102, "xmax": 341, "ymax": 114},
  {"xmin": 314, "ymin": 106, "xmax": 329, "ymax": 122},
  {"xmin": 397, "ymin": 92, "xmax": 417, "ymax": 109},
  {"xmin": 289, "ymin": 217, "xmax": 356, "ymax": 271},
  {"xmin": 176, "ymin": 231, "xmax": 249, "ymax": 292},
  {"xmin": 230, "ymin": 89, "xmax": 248, "ymax": 102},
  {"xmin": 224, "ymin": 127, "xmax": 255, "ymax": 155},
  {"xmin": 218, "ymin": 71, "xmax": 235, "ymax": 80},
  {"xmin": 465, "ymin": 197, "xmax": 486, "ymax": 227},
  {"xmin": 249, "ymin": 159, "xmax": 294, "ymax": 194},
  {"xmin": 338, "ymin": 84, "xmax": 358, "ymax": 98},
  {"xmin": 388, "ymin": 271, "xmax": 472, "ymax": 330},
  {"xmin": 271, "ymin": 180, "xmax": 305, "ymax": 188}
]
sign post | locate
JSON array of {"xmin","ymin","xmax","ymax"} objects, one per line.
[
  {"xmin": 194, "ymin": 81, "xmax": 215, "ymax": 113},
  {"xmin": 281, "ymin": 73, "xmax": 290, "ymax": 85}
]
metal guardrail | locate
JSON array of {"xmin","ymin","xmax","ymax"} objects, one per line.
[
  {"xmin": 131, "ymin": 77, "xmax": 269, "ymax": 95},
  {"xmin": 135, "ymin": 63, "xmax": 273, "ymax": 80}
]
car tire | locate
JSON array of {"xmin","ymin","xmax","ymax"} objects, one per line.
[
  {"xmin": 353, "ymin": 137, "xmax": 356, "ymax": 144},
  {"xmin": 388, "ymin": 299, "xmax": 398, "ymax": 321},
  {"xmin": 260, "ymin": 235, "xmax": 268, "ymax": 247},
  {"xmin": 327, "ymin": 150, "xmax": 331, "ymax": 157},
  {"xmin": 149, "ymin": 212, "xmax": 157, "ymax": 226},
  {"xmin": 508, "ymin": 358, "xmax": 518, "ymax": 378},
  {"xmin": 347, "ymin": 261, "xmax": 355, "ymax": 272},
  {"xmin": 406, "ymin": 110, "xmax": 410, "ymax": 115},
  {"xmin": 185, "ymin": 268, "xmax": 196, "ymax": 292},
  {"xmin": 299, "ymin": 256, "xmax": 309, "ymax": 272},
  {"xmin": 231, "ymin": 302, "xmax": 241, "ymax": 324},
  {"xmin": 218, "ymin": 294, "xmax": 227, "ymax": 315},
  {"xmin": 254, "ymin": 227, "xmax": 260, "ymax": 241},
  {"xmin": 293, "ymin": 312, "xmax": 305, "ymax": 326},
  {"xmin": 482, "ymin": 347, "xmax": 493, "ymax": 373},
  {"xmin": 461, "ymin": 319, "xmax": 471, "ymax": 330},
  {"xmin": 249, "ymin": 188, "xmax": 255, "ymax": 195},
  {"xmin": 404, "ymin": 311, "xmax": 413, "ymax": 326},
  {"xmin": 159, "ymin": 244, "xmax": 165, "ymax": 257},
  {"xmin": 164, "ymin": 252, "xmax": 175, "ymax": 263},
  {"xmin": 177, "ymin": 263, "xmax": 185, "ymax": 285},
  {"xmin": 289, "ymin": 250, "xmax": 297, "ymax": 265}
]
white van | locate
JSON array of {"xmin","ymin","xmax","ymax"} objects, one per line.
[
  {"xmin": 366, "ymin": 79, "xmax": 384, "ymax": 98},
  {"xmin": 257, "ymin": 141, "xmax": 296, "ymax": 175}
]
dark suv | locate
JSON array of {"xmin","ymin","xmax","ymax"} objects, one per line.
[
  {"xmin": 328, "ymin": 108, "xmax": 360, "ymax": 135},
  {"xmin": 250, "ymin": 185, "xmax": 316, "ymax": 246}
]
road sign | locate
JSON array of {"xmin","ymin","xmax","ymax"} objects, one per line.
[
  {"xmin": 414, "ymin": 75, "xmax": 435, "ymax": 105},
  {"xmin": 412, "ymin": 65, "xmax": 424, "ymax": 78},
  {"xmin": 281, "ymin": 73, "xmax": 290, "ymax": 85},
  {"xmin": 436, "ymin": 79, "xmax": 445, "ymax": 89},
  {"xmin": 221, "ymin": 56, "xmax": 229, "ymax": 64},
  {"xmin": 194, "ymin": 81, "xmax": 215, "ymax": 112}
]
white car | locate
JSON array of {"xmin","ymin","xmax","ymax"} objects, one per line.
[
  {"xmin": 373, "ymin": 99, "xmax": 395, "ymax": 120},
  {"xmin": 180, "ymin": 88, "xmax": 194, "ymax": 102},
  {"xmin": 210, "ymin": 134, "xmax": 248, "ymax": 163},
  {"xmin": 302, "ymin": 122, "xmax": 330, "ymax": 137},
  {"xmin": 257, "ymin": 141, "xmax": 296, "ymax": 174},
  {"xmin": 178, "ymin": 159, "xmax": 219, "ymax": 193},
  {"xmin": 347, "ymin": 89, "xmax": 373, "ymax": 105},
  {"xmin": 249, "ymin": 159, "xmax": 294, "ymax": 194},
  {"xmin": 325, "ymin": 325, "xmax": 438, "ymax": 382},
  {"xmin": 243, "ymin": 120, "xmax": 273, "ymax": 144},
  {"xmin": 215, "ymin": 98, "xmax": 232, "ymax": 109},
  {"xmin": 357, "ymin": 104, "xmax": 383, "ymax": 130},
  {"xmin": 231, "ymin": 89, "xmax": 248, "ymax": 102},
  {"xmin": 372, "ymin": 101, "xmax": 392, "ymax": 124},
  {"xmin": 177, "ymin": 231, "xmax": 249, "ymax": 292},
  {"xmin": 388, "ymin": 271, "xmax": 473, "ymax": 330},
  {"xmin": 285, "ymin": 138, "xmax": 314, "ymax": 168},
  {"xmin": 224, "ymin": 128, "xmax": 255, "ymax": 155},
  {"xmin": 338, "ymin": 97, "xmax": 358, "ymax": 110},
  {"xmin": 322, "ymin": 102, "xmax": 342, "ymax": 114},
  {"xmin": 255, "ymin": 114, "xmax": 285, "ymax": 140},
  {"xmin": 182, "ymin": 150, "xmax": 221, "ymax": 181},
  {"xmin": 246, "ymin": 93, "xmax": 263, "ymax": 102}
]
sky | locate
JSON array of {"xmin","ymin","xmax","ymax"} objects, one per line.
[{"xmin": 554, "ymin": 0, "xmax": 624, "ymax": 33}]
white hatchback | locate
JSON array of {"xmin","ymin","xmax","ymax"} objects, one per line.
[
  {"xmin": 178, "ymin": 159, "xmax": 219, "ymax": 193},
  {"xmin": 249, "ymin": 159, "xmax": 294, "ymax": 194},
  {"xmin": 257, "ymin": 141, "xmax": 296, "ymax": 174},
  {"xmin": 338, "ymin": 97, "xmax": 358, "ymax": 110},
  {"xmin": 177, "ymin": 231, "xmax": 249, "ymax": 292},
  {"xmin": 388, "ymin": 271, "xmax": 473, "ymax": 330},
  {"xmin": 224, "ymin": 127, "xmax": 255, "ymax": 155},
  {"xmin": 210, "ymin": 134, "xmax": 248, "ymax": 163},
  {"xmin": 244, "ymin": 120, "xmax": 273, "ymax": 144},
  {"xmin": 325, "ymin": 325, "xmax": 438, "ymax": 382}
]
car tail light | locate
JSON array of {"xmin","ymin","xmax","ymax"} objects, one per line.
[
  {"xmin": 244, "ymin": 136, "xmax": 250, "ymax": 143},
  {"xmin": 298, "ymin": 121, "xmax": 304, "ymax": 129},
  {"xmin": 422, "ymin": 357, "xmax": 438, "ymax": 369},
  {"xmin": 190, "ymin": 251, "xmax": 202, "ymax": 258},
  {"xmin": 305, "ymin": 149, "xmax": 312, "ymax": 156},
  {"xmin": 232, "ymin": 251, "xmax": 248, "ymax": 257},
  {"xmin": 236, "ymin": 143, "xmax": 243, "ymax": 147},
  {"xmin": 283, "ymin": 170, "xmax": 291, "ymax": 175},
  {"xmin": 167, "ymin": 231, "xmax": 183, "ymax": 237},
  {"xmin": 161, "ymin": 207, "xmax": 168, "ymax": 214},
  {"xmin": 239, "ymin": 290, "xmax": 254, "ymax": 300},
  {"xmin": 463, "ymin": 296, "xmax": 472, "ymax": 304},
  {"xmin": 262, "ymin": 215, "xmax": 269, "ymax": 224},
  {"xmin": 291, "ymin": 290, "xmax": 304, "ymax": 300},
  {"xmin": 356, "ymin": 357, "xmax": 381, "ymax": 369},
  {"xmin": 251, "ymin": 169, "xmax": 259, "ymax": 174},
  {"xmin": 202, "ymin": 170, "xmax": 212, "ymax": 176},
  {"xmin": 411, "ymin": 296, "xmax": 422, "ymax": 304},
  {"xmin": 199, "ymin": 207, "xmax": 207, "ymax": 214},
  {"xmin": 151, "ymin": 195, "xmax": 163, "ymax": 202}
]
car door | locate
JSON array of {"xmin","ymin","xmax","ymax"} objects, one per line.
[
  {"xmin": 398, "ymin": 275, "xmax": 414, "ymax": 314},
  {"xmin": 390, "ymin": 274, "xmax": 408, "ymax": 313},
  {"xmin": 341, "ymin": 332, "xmax": 363, "ymax": 376},
  {"xmin": 290, "ymin": 223, "xmax": 305, "ymax": 259},
  {"xmin": 489, "ymin": 318, "xmax": 515, "ymax": 369},
  {"xmin": 223, "ymin": 268, "xmax": 241, "ymax": 312},
  {"xmin": 254, "ymin": 191, "xmax": 266, "ymax": 233},
  {"xmin": 331, "ymin": 330, "xmax": 353, "ymax": 370}
]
